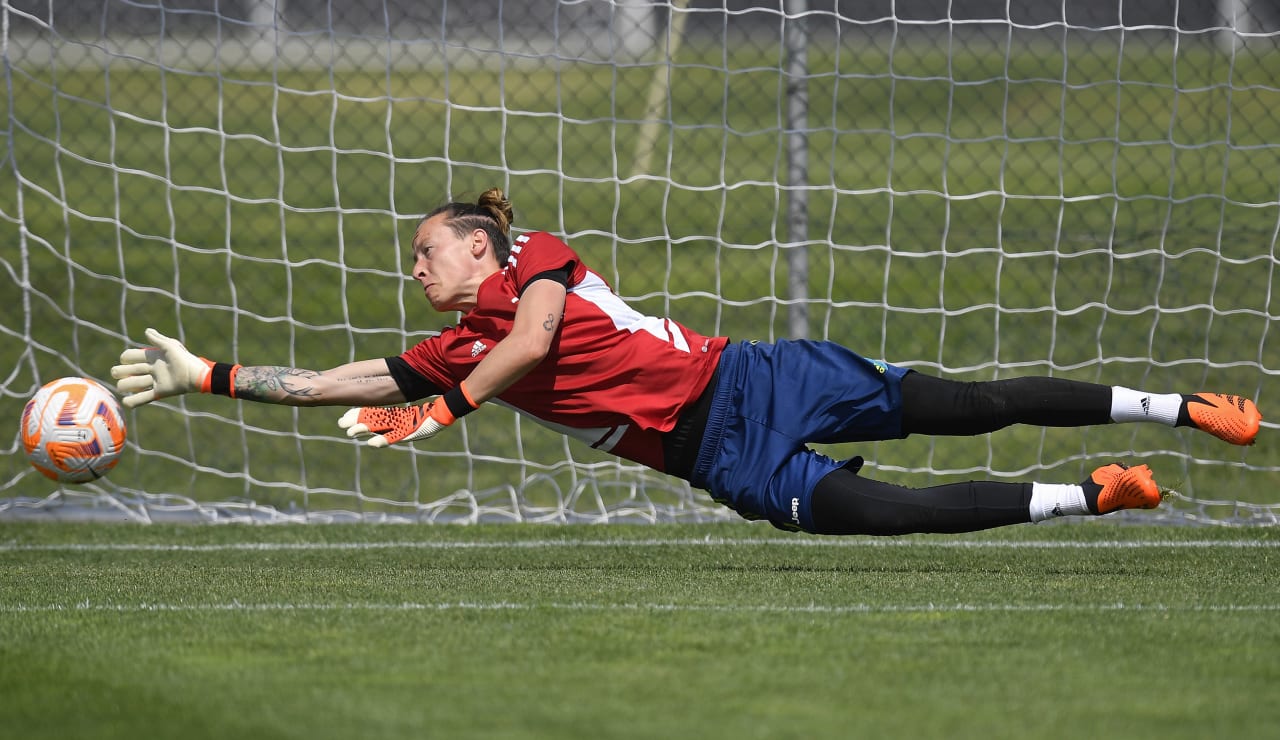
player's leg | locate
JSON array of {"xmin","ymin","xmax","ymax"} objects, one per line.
[
  {"xmin": 900, "ymin": 373, "xmax": 1261, "ymax": 445},
  {"xmin": 809, "ymin": 462, "xmax": 1161, "ymax": 536},
  {"xmin": 810, "ymin": 469, "xmax": 1031, "ymax": 535}
]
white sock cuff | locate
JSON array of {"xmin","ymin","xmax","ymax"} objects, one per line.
[
  {"xmin": 1029, "ymin": 482, "xmax": 1090, "ymax": 522},
  {"xmin": 1110, "ymin": 387, "xmax": 1181, "ymax": 426}
]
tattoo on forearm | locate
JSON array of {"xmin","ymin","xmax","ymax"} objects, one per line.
[
  {"xmin": 342, "ymin": 375, "xmax": 388, "ymax": 385},
  {"xmin": 235, "ymin": 366, "xmax": 322, "ymax": 402}
]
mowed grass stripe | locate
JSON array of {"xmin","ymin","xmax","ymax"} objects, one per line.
[{"xmin": 5, "ymin": 601, "xmax": 1280, "ymax": 614}]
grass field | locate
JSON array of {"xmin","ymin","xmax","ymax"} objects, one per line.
[{"xmin": 1, "ymin": 521, "xmax": 1278, "ymax": 739}]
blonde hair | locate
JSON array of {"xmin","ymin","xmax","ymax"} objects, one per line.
[{"xmin": 425, "ymin": 187, "xmax": 515, "ymax": 261}]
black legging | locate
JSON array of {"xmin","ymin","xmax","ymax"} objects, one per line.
[{"xmin": 810, "ymin": 373, "xmax": 1112, "ymax": 535}]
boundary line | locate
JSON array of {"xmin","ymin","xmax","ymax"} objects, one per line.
[
  {"xmin": 4, "ymin": 600, "xmax": 1279, "ymax": 614},
  {"xmin": 2, "ymin": 538, "xmax": 1278, "ymax": 553}
]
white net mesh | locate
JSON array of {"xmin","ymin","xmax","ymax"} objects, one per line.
[{"xmin": 2, "ymin": 1, "xmax": 1277, "ymax": 524}]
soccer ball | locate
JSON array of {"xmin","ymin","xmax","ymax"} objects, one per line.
[{"xmin": 21, "ymin": 377, "xmax": 127, "ymax": 484}]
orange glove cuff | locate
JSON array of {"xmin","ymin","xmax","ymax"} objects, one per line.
[
  {"xmin": 437, "ymin": 381, "xmax": 480, "ymax": 424},
  {"xmin": 428, "ymin": 399, "xmax": 457, "ymax": 426},
  {"xmin": 201, "ymin": 359, "xmax": 241, "ymax": 398}
]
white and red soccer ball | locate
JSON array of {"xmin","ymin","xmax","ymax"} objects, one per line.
[{"xmin": 21, "ymin": 377, "xmax": 127, "ymax": 484}]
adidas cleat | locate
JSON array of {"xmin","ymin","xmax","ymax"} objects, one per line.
[
  {"xmin": 1181, "ymin": 393, "xmax": 1262, "ymax": 446},
  {"xmin": 1083, "ymin": 463, "xmax": 1162, "ymax": 515}
]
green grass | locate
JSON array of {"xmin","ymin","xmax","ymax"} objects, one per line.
[
  {"xmin": 2, "ymin": 35, "xmax": 1278, "ymax": 512},
  {"xmin": 1, "ymin": 522, "xmax": 1278, "ymax": 739}
]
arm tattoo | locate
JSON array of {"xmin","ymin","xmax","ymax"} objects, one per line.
[
  {"xmin": 235, "ymin": 366, "xmax": 322, "ymax": 402},
  {"xmin": 543, "ymin": 313, "xmax": 557, "ymax": 331},
  {"xmin": 342, "ymin": 374, "xmax": 390, "ymax": 385}
]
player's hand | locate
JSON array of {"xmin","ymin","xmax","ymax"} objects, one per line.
[
  {"xmin": 110, "ymin": 328, "xmax": 213, "ymax": 409},
  {"xmin": 338, "ymin": 401, "xmax": 456, "ymax": 448}
]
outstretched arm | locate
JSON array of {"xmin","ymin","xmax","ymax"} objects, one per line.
[
  {"xmin": 461, "ymin": 278, "xmax": 566, "ymax": 404},
  {"xmin": 340, "ymin": 278, "xmax": 567, "ymax": 447},
  {"xmin": 111, "ymin": 328, "xmax": 405, "ymax": 409},
  {"xmin": 232, "ymin": 359, "xmax": 404, "ymax": 406}
]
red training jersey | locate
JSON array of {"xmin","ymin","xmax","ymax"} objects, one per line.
[{"xmin": 398, "ymin": 231, "xmax": 728, "ymax": 471}]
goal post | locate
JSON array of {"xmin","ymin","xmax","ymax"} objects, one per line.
[{"xmin": 1, "ymin": 0, "xmax": 1277, "ymax": 524}]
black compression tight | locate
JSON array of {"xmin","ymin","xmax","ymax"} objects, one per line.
[
  {"xmin": 899, "ymin": 372, "xmax": 1112, "ymax": 436},
  {"xmin": 809, "ymin": 373, "xmax": 1112, "ymax": 536},
  {"xmin": 811, "ymin": 472, "xmax": 1033, "ymax": 535}
]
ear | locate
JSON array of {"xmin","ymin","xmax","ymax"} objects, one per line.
[{"xmin": 469, "ymin": 228, "xmax": 489, "ymax": 257}]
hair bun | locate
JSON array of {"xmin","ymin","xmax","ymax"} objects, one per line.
[{"xmin": 477, "ymin": 187, "xmax": 514, "ymax": 235}]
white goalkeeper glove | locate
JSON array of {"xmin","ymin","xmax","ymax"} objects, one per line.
[
  {"xmin": 110, "ymin": 328, "xmax": 239, "ymax": 409},
  {"xmin": 338, "ymin": 401, "xmax": 457, "ymax": 448}
]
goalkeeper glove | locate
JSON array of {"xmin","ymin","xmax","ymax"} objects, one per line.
[
  {"xmin": 339, "ymin": 383, "xmax": 479, "ymax": 448},
  {"xmin": 110, "ymin": 328, "xmax": 241, "ymax": 409}
]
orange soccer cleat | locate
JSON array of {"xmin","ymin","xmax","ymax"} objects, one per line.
[
  {"xmin": 1083, "ymin": 463, "xmax": 1162, "ymax": 515},
  {"xmin": 1181, "ymin": 393, "xmax": 1262, "ymax": 446}
]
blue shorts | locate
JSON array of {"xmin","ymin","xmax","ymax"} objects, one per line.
[{"xmin": 690, "ymin": 340, "xmax": 910, "ymax": 532}]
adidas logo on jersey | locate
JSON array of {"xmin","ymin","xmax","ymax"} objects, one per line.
[{"xmin": 471, "ymin": 340, "xmax": 488, "ymax": 357}]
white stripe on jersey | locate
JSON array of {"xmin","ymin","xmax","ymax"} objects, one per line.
[
  {"xmin": 570, "ymin": 272, "xmax": 691, "ymax": 353},
  {"xmin": 507, "ymin": 234, "xmax": 528, "ymax": 269},
  {"xmin": 665, "ymin": 318, "xmax": 690, "ymax": 352},
  {"xmin": 594, "ymin": 425, "xmax": 628, "ymax": 451},
  {"xmin": 492, "ymin": 398, "xmax": 628, "ymax": 453}
]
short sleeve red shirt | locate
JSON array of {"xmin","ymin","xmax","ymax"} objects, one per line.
[{"xmin": 399, "ymin": 231, "xmax": 728, "ymax": 471}]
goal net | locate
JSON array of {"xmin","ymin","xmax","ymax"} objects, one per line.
[{"xmin": 2, "ymin": 0, "xmax": 1277, "ymax": 524}]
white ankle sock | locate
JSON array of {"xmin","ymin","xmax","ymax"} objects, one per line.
[
  {"xmin": 1109, "ymin": 387, "xmax": 1181, "ymax": 426},
  {"xmin": 1029, "ymin": 483, "xmax": 1090, "ymax": 522}
]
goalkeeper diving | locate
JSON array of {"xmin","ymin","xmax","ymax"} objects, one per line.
[{"xmin": 111, "ymin": 188, "xmax": 1263, "ymax": 534}]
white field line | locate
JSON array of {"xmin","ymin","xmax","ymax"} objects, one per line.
[
  {"xmin": 2, "ymin": 600, "xmax": 1279, "ymax": 615},
  {"xmin": 1, "ymin": 538, "xmax": 1278, "ymax": 553}
]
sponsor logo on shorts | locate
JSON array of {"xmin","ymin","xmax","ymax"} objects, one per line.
[{"xmin": 791, "ymin": 497, "xmax": 800, "ymax": 525}]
